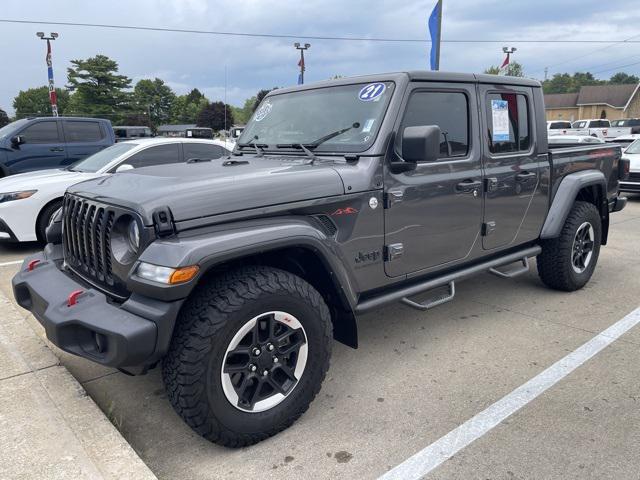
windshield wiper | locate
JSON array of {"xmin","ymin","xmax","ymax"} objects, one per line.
[
  {"xmin": 238, "ymin": 136, "xmax": 266, "ymax": 157},
  {"xmin": 306, "ymin": 122, "xmax": 360, "ymax": 148},
  {"xmin": 275, "ymin": 143, "xmax": 317, "ymax": 162}
]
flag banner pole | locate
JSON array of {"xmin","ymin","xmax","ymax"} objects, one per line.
[
  {"xmin": 428, "ymin": 0, "xmax": 443, "ymax": 71},
  {"xmin": 46, "ymin": 39, "xmax": 58, "ymax": 117}
]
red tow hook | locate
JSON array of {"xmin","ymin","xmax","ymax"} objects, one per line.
[
  {"xmin": 67, "ymin": 290, "xmax": 84, "ymax": 307},
  {"xmin": 27, "ymin": 259, "xmax": 41, "ymax": 272}
]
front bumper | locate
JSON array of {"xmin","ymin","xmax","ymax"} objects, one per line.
[
  {"xmin": 12, "ymin": 247, "xmax": 183, "ymax": 370},
  {"xmin": 619, "ymin": 181, "xmax": 640, "ymax": 194}
]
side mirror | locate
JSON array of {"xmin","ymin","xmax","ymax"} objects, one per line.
[
  {"xmin": 115, "ymin": 164, "xmax": 134, "ymax": 173},
  {"xmin": 401, "ymin": 125, "xmax": 441, "ymax": 163},
  {"xmin": 11, "ymin": 135, "xmax": 24, "ymax": 147}
]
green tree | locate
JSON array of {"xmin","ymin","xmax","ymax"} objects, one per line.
[
  {"xmin": 196, "ymin": 101, "xmax": 234, "ymax": 131},
  {"xmin": 12, "ymin": 86, "xmax": 70, "ymax": 117},
  {"xmin": 66, "ymin": 55, "xmax": 132, "ymax": 118},
  {"xmin": 484, "ymin": 62, "xmax": 524, "ymax": 77},
  {"xmin": 170, "ymin": 89, "xmax": 209, "ymax": 124},
  {"xmin": 133, "ymin": 78, "xmax": 176, "ymax": 127},
  {"xmin": 609, "ymin": 72, "xmax": 640, "ymax": 85},
  {"xmin": 542, "ymin": 71, "xmax": 605, "ymax": 94},
  {"xmin": 0, "ymin": 108, "xmax": 9, "ymax": 128}
]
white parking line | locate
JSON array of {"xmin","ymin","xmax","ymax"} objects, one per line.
[
  {"xmin": 379, "ymin": 306, "xmax": 640, "ymax": 480},
  {"xmin": 0, "ymin": 260, "xmax": 23, "ymax": 267}
]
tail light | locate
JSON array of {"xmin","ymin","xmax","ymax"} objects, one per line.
[{"xmin": 619, "ymin": 158, "xmax": 630, "ymax": 181}]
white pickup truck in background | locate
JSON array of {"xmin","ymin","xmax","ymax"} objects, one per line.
[
  {"xmin": 547, "ymin": 120, "xmax": 573, "ymax": 136},
  {"xmin": 569, "ymin": 119, "xmax": 610, "ymax": 139},
  {"xmin": 606, "ymin": 118, "xmax": 640, "ymax": 140}
]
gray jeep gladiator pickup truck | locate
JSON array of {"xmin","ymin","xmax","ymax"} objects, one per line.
[{"xmin": 13, "ymin": 71, "xmax": 629, "ymax": 447}]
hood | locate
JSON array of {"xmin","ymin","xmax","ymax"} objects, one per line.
[
  {"xmin": 68, "ymin": 156, "xmax": 346, "ymax": 225},
  {"xmin": 0, "ymin": 168, "xmax": 99, "ymax": 192}
]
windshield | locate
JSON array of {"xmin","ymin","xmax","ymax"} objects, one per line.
[
  {"xmin": 239, "ymin": 82, "xmax": 395, "ymax": 153},
  {"xmin": 0, "ymin": 118, "xmax": 28, "ymax": 140},
  {"xmin": 71, "ymin": 142, "xmax": 138, "ymax": 172},
  {"xmin": 625, "ymin": 139, "xmax": 640, "ymax": 154},
  {"xmin": 612, "ymin": 120, "xmax": 627, "ymax": 127}
]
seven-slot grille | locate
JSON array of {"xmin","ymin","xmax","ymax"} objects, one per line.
[{"xmin": 62, "ymin": 194, "xmax": 115, "ymax": 287}]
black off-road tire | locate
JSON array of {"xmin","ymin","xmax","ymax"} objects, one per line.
[
  {"xmin": 36, "ymin": 200, "xmax": 62, "ymax": 243},
  {"xmin": 537, "ymin": 201, "xmax": 601, "ymax": 291},
  {"xmin": 162, "ymin": 266, "xmax": 333, "ymax": 447}
]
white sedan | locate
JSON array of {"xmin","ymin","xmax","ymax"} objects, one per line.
[{"xmin": 0, "ymin": 137, "xmax": 232, "ymax": 242}]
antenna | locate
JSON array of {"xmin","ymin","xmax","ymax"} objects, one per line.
[{"xmin": 224, "ymin": 65, "xmax": 228, "ymax": 147}]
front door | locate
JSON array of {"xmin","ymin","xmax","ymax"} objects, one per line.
[
  {"xmin": 6, "ymin": 119, "xmax": 66, "ymax": 173},
  {"xmin": 479, "ymin": 85, "xmax": 541, "ymax": 250},
  {"xmin": 384, "ymin": 83, "xmax": 483, "ymax": 277}
]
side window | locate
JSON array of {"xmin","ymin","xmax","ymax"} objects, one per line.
[
  {"xmin": 400, "ymin": 91, "xmax": 469, "ymax": 159},
  {"xmin": 19, "ymin": 121, "xmax": 61, "ymax": 143},
  {"xmin": 63, "ymin": 121, "xmax": 104, "ymax": 142},
  {"xmin": 124, "ymin": 144, "xmax": 182, "ymax": 168},
  {"xmin": 486, "ymin": 93, "xmax": 530, "ymax": 154},
  {"xmin": 183, "ymin": 143, "xmax": 226, "ymax": 161}
]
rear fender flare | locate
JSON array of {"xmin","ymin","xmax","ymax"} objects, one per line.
[{"xmin": 540, "ymin": 170, "xmax": 606, "ymax": 239}]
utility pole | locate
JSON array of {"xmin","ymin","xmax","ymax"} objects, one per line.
[
  {"xmin": 294, "ymin": 43, "xmax": 310, "ymax": 85},
  {"xmin": 544, "ymin": 67, "xmax": 549, "ymax": 81},
  {"xmin": 36, "ymin": 32, "xmax": 59, "ymax": 117}
]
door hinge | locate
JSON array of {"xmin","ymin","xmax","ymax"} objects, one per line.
[
  {"xmin": 384, "ymin": 243, "xmax": 404, "ymax": 261},
  {"xmin": 482, "ymin": 221, "xmax": 496, "ymax": 236},
  {"xmin": 384, "ymin": 190, "xmax": 404, "ymax": 209},
  {"xmin": 484, "ymin": 177, "xmax": 498, "ymax": 193}
]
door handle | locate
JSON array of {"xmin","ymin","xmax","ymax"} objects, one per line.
[
  {"xmin": 515, "ymin": 171, "xmax": 537, "ymax": 183},
  {"xmin": 49, "ymin": 147, "xmax": 64, "ymax": 152},
  {"xmin": 456, "ymin": 179, "xmax": 482, "ymax": 194}
]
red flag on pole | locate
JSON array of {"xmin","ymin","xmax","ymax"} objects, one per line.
[{"xmin": 500, "ymin": 53, "xmax": 510, "ymax": 70}]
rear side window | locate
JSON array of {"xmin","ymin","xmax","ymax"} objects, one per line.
[
  {"xmin": 20, "ymin": 121, "xmax": 60, "ymax": 143},
  {"xmin": 400, "ymin": 91, "xmax": 469, "ymax": 159},
  {"xmin": 486, "ymin": 93, "xmax": 530, "ymax": 154},
  {"xmin": 63, "ymin": 121, "xmax": 104, "ymax": 142},
  {"xmin": 124, "ymin": 144, "xmax": 182, "ymax": 168},
  {"xmin": 183, "ymin": 143, "xmax": 227, "ymax": 161},
  {"xmin": 573, "ymin": 121, "xmax": 586, "ymax": 128}
]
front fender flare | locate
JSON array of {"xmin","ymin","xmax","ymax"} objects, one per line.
[
  {"xmin": 540, "ymin": 170, "xmax": 606, "ymax": 239},
  {"xmin": 132, "ymin": 217, "xmax": 359, "ymax": 312}
]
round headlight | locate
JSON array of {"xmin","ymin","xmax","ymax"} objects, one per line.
[
  {"xmin": 110, "ymin": 215, "xmax": 140, "ymax": 265},
  {"xmin": 128, "ymin": 220, "xmax": 140, "ymax": 252}
]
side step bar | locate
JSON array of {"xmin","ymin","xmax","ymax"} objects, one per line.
[{"xmin": 355, "ymin": 246, "xmax": 541, "ymax": 313}]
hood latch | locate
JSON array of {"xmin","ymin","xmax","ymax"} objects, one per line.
[{"xmin": 153, "ymin": 207, "xmax": 175, "ymax": 237}]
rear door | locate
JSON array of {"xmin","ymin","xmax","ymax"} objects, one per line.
[
  {"xmin": 384, "ymin": 82, "xmax": 483, "ymax": 277},
  {"xmin": 6, "ymin": 119, "xmax": 66, "ymax": 173},
  {"xmin": 479, "ymin": 85, "xmax": 541, "ymax": 250},
  {"xmin": 62, "ymin": 120, "xmax": 108, "ymax": 164}
]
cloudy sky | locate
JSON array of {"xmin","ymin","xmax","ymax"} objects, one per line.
[{"xmin": 1, "ymin": 0, "xmax": 640, "ymax": 115}]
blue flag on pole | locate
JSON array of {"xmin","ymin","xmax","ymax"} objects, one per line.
[{"xmin": 428, "ymin": 0, "xmax": 442, "ymax": 71}]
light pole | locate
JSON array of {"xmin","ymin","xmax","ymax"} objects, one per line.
[
  {"xmin": 294, "ymin": 43, "xmax": 310, "ymax": 85},
  {"xmin": 36, "ymin": 32, "xmax": 59, "ymax": 117},
  {"xmin": 501, "ymin": 46, "xmax": 517, "ymax": 75}
]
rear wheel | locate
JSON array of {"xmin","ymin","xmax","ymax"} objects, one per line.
[
  {"xmin": 162, "ymin": 266, "xmax": 332, "ymax": 447},
  {"xmin": 537, "ymin": 201, "xmax": 601, "ymax": 291},
  {"xmin": 36, "ymin": 200, "xmax": 62, "ymax": 243}
]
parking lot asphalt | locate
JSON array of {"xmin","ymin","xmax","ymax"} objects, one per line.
[{"xmin": 2, "ymin": 196, "xmax": 639, "ymax": 480}]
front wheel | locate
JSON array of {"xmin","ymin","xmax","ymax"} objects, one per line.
[
  {"xmin": 162, "ymin": 266, "xmax": 332, "ymax": 447},
  {"xmin": 537, "ymin": 201, "xmax": 602, "ymax": 291}
]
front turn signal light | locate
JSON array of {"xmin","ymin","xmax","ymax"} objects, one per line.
[
  {"xmin": 169, "ymin": 265, "xmax": 199, "ymax": 284},
  {"xmin": 136, "ymin": 262, "xmax": 199, "ymax": 285}
]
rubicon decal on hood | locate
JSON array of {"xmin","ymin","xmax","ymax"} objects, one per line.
[{"xmin": 331, "ymin": 207, "xmax": 359, "ymax": 216}]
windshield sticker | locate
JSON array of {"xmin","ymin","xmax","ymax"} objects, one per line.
[
  {"xmin": 254, "ymin": 102, "xmax": 273, "ymax": 122},
  {"xmin": 358, "ymin": 83, "xmax": 386, "ymax": 102},
  {"xmin": 491, "ymin": 99, "xmax": 510, "ymax": 142},
  {"xmin": 362, "ymin": 118, "xmax": 375, "ymax": 133}
]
